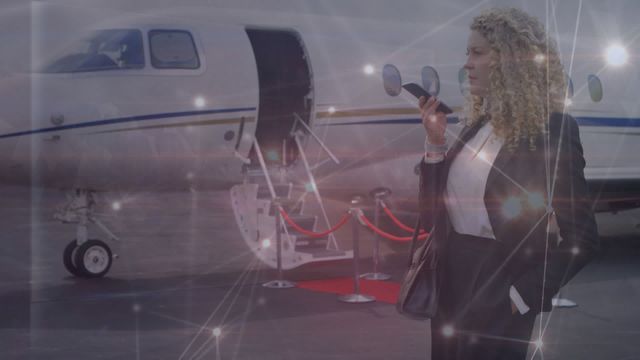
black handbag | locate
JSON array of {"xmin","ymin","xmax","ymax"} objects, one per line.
[{"xmin": 396, "ymin": 219, "xmax": 439, "ymax": 319}]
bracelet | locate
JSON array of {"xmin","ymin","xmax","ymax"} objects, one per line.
[
  {"xmin": 424, "ymin": 136, "xmax": 448, "ymax": 153},
  {"xmin": 424, "ymin": 151, "xmax": 445, "ymax": 164}
]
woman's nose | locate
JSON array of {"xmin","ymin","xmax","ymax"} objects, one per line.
[{"xmin": 464, "ymin": 58, "xmax": 473, "ymax": 70}]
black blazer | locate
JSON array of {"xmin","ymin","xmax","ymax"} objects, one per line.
[{"xmin": 419, "ymin": 113, "xmax": 599, "ymax": 314}]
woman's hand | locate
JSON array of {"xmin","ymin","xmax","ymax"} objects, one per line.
[{"xmin": 419, "ymin": 96, "xmax": 448, "ymax": 145}]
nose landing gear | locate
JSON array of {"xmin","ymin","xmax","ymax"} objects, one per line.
[
  {"xmin": 63, "ymin": 239, "xmax": 113, "ymax": 278},
  {"xmin": 55, "ymin": 189, "xmax": 119, "ymax": 278}
]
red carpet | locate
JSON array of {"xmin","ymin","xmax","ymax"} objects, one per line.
[{"xmin": 297, "ymin": 277, "xmax": 401, "ymax": 304}]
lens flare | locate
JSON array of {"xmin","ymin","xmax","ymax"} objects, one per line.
[
  {"xmin": 363, "ymin": 64, "xmax": 375, "ymax": 75},
  {"xmin": 605, "ymin": 44, "xmax": 628, "ymax": 66}
]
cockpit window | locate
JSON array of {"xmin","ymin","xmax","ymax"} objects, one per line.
[
  {"xmin": 149, "ymin": 30, "xmax": 200, "ymax": 70},
  {"xmin": 42, "ymin": 29, "xmax": 144, "ymax": 73}
]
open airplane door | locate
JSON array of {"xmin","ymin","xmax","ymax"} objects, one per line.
[
  {"xmin": 231, "ymin": 28, "xmax": 352, "ymax": 270},
  {"xmin": 245, "ymin": 28, "xmax": 313, "ymax": 166}
]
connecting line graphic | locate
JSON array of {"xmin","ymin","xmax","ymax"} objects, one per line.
[
  {"xmin": 535, "ymin": 3, "xmax": 553, "ymax": 357},
  {"xmin": 383, "ymin": 0, "xmax": 490, "ymax": 63},
  {"xmin": 192, "ymin": 258, "xmax": 265, "ymax": 360},
  {"xmin": 532, "ymin": 1, "xmax": 589, "ymax": 356},
  {"xmin": 188, "ymin": 257, "xmax": 261, "ymax": 360},
  {"xmin": 178, "ymin": 256, "xmax": 261, "ymax": 360},
  {"xmin": 145, "ymin": 310, "xmax": 208, "ymax": 329},
  {"xmin": 229, "ymin": 264, "xmax": 264, "ymax": 360},
  {"xmin": 538, "ymin": 6, "xmax": 640, "ymax": 346},
  {"xmin": 192, "ymin": 258, "xmax": 257, "ymax": 360},
  {"xmin": 314, "ymin": 120, "xmax": 429, "ymax": 185},
  {"xmin": 450, "ymin": 327, "xmax": 535, "ymax": 346},
  {"xmin": 533, "ymin": 1, "xmax": 566, "ymax": 356},
  {"xmin": 135, "ymin": 302, "xmax": 141, "ymax": 360},
  {"xmin": 448, "ymin": 211, "xmax": 550, "ymax": 326},
  {"xmin": 187, "ymin": 258, "xmax": 260, "ymax": 360}
]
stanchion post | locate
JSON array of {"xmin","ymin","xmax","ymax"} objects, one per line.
[
  {"xmin": 362, "ymin": 191, "xmax": 391, "ymax": 281},
  {"xmin": 339, "ymin": 198, "xmax": 375, "ymax": 303},
  {"xmin": 263, "ymin": 198, "xmax": 296, "ymax": 289}
]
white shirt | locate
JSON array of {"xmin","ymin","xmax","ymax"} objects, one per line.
[
  {"xmin": 444, "ymin": 121, "xmax": 503, "ymax": 239},
  {"xmin": 424, "ymin": 122, "xmax": 531, "ymax": 315}
]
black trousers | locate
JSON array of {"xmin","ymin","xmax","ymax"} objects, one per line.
[{"xmin": 430, "ymin": 232, "xmax": 537, "ymax": 360}]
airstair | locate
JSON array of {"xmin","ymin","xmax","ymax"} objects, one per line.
[{"xmin": 230, "ymin": 116, "xmax": 353, "ymax": 270}]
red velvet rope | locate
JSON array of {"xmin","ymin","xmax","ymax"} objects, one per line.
[
  {"xmin": 381, "ymin": 204, "xmax": 426, "ymax": 234},
  {"xmin": 279, "ymin": 208, "xmax": 351, "ymax": 238},
  {"xmin": 359, "ymin": 212, "xmax": 429, "ymax": 242}
]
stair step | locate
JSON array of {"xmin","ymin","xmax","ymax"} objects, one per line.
[
  {"xmin": 256, "ymin": 183, "xmax": 291, "ymax": 199},
  {"xmin": 296, "ymin": 248, "xmax": 348, "ymax": 259},
  {"xmin": 247, "ymin": 173, "xmax": 283, "ymax": 185},
  {"xmin": 270, "ymin": 198, "xmax": 303, "ymax": 216},
  {"xmin": 294, "ymin": 236, "xmax": 328, "ymax": 250},
  {"xmin": 283, "ymin": 215, "xmax": 317, "ymax": 236},
  {"xmin": 245, "ymin": 165, "xmax": 285, "ymax": 181}
]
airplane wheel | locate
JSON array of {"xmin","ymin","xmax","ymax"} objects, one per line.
[
  {"xmin": 63, "ymin": 240, "xmax": 84, "ymax": 277},
  {"xmin": 74, "ymin": 239, "xmax": 113, "ymax": 278}
]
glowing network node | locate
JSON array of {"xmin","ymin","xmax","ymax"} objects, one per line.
[
  {"xmin": 363, "ymin": 64, "xmax": 375, "ymax": 75},
  {"xmin": 194, "ymin": 96, "xmax": 206, "ymax": 108},
  {"xmin": 534, "ymin": 339, "xmax": 544, "ymax": 349},
  {"xmin": 442, "ymin": 324, "xmax": 455, "ymax": 337},
  {"xmin": 534, "ymin": 53, "xmax": 545, "ymax": 64},
  {"xmin": 132, "ymin": 303, "xmax": 141, "ymax": 313},
  {"xmin": 266, "ymin": 150, "xmax": 280, "ymax": 162},
  {"xmin": 212, "ymin": 327, "xmax": 222, "ymax": 337},
  {"xmin": 328, "ymin": 106, "xmax": 336, "ymax": 114},
  {"xmin": 528, "ymin": 192, "xmax": 545, "ymax": 209},
  {"xmin": 605, "ymin": 44, "xmax": 628, "ymax": 66},
  {"xmin": 571, "ymin": 246, "xmax": 580, "ymax": 255},
  {"xmin": 502, "ymin": 196, "xmax": 522, "ymax": 219},
  {"xmin": 305, "ymin": 182, "xmax": 316, "ymax": 192},
  {"xmin": 112, "ymin": 201, "xmax": 122, "ymax": 211},
  {"xmin": 262, "ymin": 239, "xmax": 271, "ymax": 249},
  {"xmin": 564, "ymin": 98, "xmax": 573, "ymax": 107}
]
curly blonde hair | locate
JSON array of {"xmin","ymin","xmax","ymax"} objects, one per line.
[{"xmin": 466, "ymin": 7, "xmax": 567, "ymax": 151}]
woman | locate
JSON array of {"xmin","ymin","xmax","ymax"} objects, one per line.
[{"xmin": 418, "ymin": 7, "xmax": 599, "ymax": 360}]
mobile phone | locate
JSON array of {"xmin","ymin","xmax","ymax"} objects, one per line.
[{"xmin": 402, "ymin": 83, "xmax": 453, "ymax": 114}]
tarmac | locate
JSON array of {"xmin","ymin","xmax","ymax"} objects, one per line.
[{"xmin": 2, "ymin": 185, "xmax": 640, "ymax": 359}]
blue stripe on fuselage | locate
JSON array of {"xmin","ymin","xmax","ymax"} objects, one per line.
[
  {"xmin": 1, "ymin": 111, "xmax": 639, "ymax": 140},
  {"xmin": 0, "ymin": 107, "xmax": 256, "ymax": 140}
]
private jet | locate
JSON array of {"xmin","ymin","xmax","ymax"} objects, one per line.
[{"xmin": 0, "ymin": 0, "xmax": 637, "ymax": 277}]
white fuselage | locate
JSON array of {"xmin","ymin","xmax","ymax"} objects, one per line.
[{"xmin": 1, "ymin": 0, "xmax": 638, "ymax": 203}]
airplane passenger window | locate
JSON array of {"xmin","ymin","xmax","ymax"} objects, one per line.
[
  {"xmin": 42, "ymin": 29, "xmax": 144, "ymax": 73},
  {"xmin": 421, "ymin": 66, "xmax": 440, "ymax": 96},
  {"xmin": 149, "ymin": 30, "xmax": 200, "ymax": 69},
  {"xmin": 588, "ymin": 74, "xmax": 603, "ymax": 102},
  {"xmin": 382, "ymin": 64, "xmax": 402, "ymax": 96}
]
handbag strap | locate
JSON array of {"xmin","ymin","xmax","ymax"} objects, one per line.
[{"xmin": 407, "ymin": 218, "xmax": 422, "ymax": 267}]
